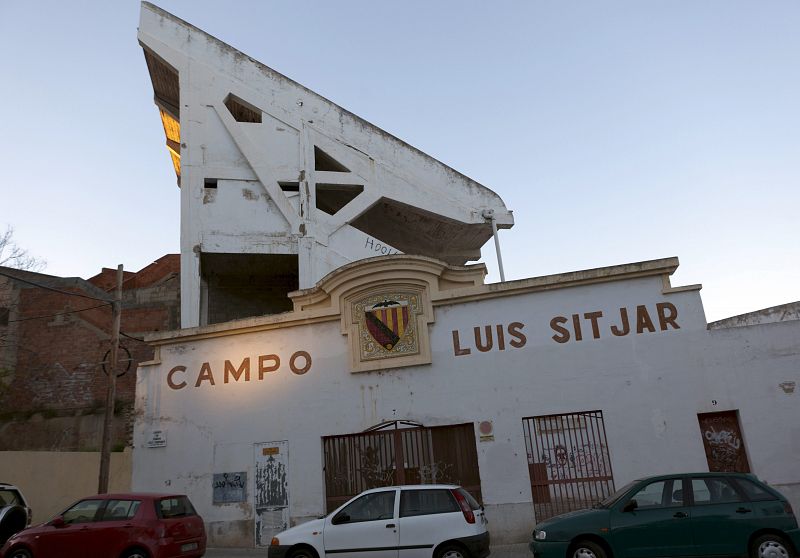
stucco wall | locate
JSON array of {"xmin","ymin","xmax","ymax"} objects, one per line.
[
  {"xmin": 128, "ymin": 271, "xmax": 793, "ymax": 547},
  {"xmin": 0, "ymin": 450, "xmax": 131, "ymax": 524}
]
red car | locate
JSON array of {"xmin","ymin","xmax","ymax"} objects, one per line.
[{"xmin": 0, "ymin": 492, "xmax": 205, "ymax": 558}]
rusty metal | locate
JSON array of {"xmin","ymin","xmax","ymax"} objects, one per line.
[
  {"xmin": 697, "ymin": 410, "xmax": 750, "ymax": 473},
  {"xmin": 522, "ymin": 410, "xmax": 615, "ymax": 521},
  {"xmin": 322, "ymin": 422, "xmax": 481, "ymax": 512}
]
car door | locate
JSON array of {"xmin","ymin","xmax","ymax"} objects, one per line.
[
  {"xmin": 688, "ymin": 476, "xmax": 754, "ymax": 555},
  {"xmin": 37, "ymin": 499, "xmax": 106, "ymax": 558},
  {"xmin": 397, "ymin": 488, "xmax": 463, "ymax": 558},
  {"xmin": 610, "ymin": 478, "xmax": 693, "ymax": 558},
  {"xmin": 86, "ymin": 499, "xmax": 144, "ymax": 555},
  {"xmin": 323, "ymin": 489, "xmax": 399, "ymax": 558}
]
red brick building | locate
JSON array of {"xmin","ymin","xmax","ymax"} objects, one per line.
[{"xmin": 0, "ymin": 255, "xmax": 179, "ymax": 450}]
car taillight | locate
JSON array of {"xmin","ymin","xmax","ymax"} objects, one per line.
[
  {"xmin": 784, "ymin": 501, "xmax": 794, "ymax": 516},
  {"xmin": 452, "ymin": 489, "xmax": 475, "ymax": 524}
]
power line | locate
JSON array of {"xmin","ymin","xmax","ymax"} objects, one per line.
[
  {"xmin": 0, "ymin": 270, "xmax": 113, "ymax": 303},
  {"xmin": 121, "ymin": 331, "xmax": 145, "ymax": 342},
  {"xmin": 8, "ymin": 303, "xmax": 109, "ymax": 323},
  {"xmin": 1, "ymin": 270, "xmax": 152, "ymax": 343}
]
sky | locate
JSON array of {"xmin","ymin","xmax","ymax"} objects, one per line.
[{"xmin": 1, "ymin": 1, "xmax": 798, "ymax": 322}]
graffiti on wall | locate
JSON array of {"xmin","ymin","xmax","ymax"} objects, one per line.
[
  {"xmin": 698, "ymin": 411, "xmax": 750, "ymax": 473},
  {"xmin": 533, "ymin": 442, "xmax": 610, "ymax": 480},
  {"xmin": 213, "ymin": 472, "xmax": 247, "ymax": 504}
]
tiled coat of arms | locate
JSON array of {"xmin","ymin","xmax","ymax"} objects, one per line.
[
  {"xmin": 344, "ymin": 287, "xmax": 433, "ymax": 373},
  {"xmin": 358, "ymin": 293, "xmax": 420, "ymax": 359}
]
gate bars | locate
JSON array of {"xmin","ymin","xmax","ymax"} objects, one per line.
[
  {"xmin": 322, "ymin": 422, "xmax": 481, "ymax": 512},
  {"xmin": 522, "ymin": 410, "xmax": 615, "ymax": 521}
]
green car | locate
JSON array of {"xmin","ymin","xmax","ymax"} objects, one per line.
[{"xmin": 529, "ymin": 472, "xmax": 800, "ymax": 558}]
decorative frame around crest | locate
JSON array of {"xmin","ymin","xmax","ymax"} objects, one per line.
[{"xmin": 343, "ymin": 284, "xmax": 433, "ymax": 373}]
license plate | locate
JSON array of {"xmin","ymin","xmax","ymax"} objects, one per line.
[{"xmin": 181, "ymin": 542, "xmax": 198, "ymax": 552}]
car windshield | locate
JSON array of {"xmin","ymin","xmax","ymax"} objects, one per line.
[{"xmin": 595, "ymin": 480, "xmax": 638, "ymax": 508}]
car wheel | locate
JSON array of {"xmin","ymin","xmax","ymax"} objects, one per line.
[
  {"xmin": 120, "ymin": 549, "xmax": 149, "ymax": 558},
  {"xmin": 288, "ymin": 547, "xmax": 319, "ymax": 558},
  {"xmin": 752, "ymin": 534, "xmax": 793, "ymax": 558},
  {"xmin": 8, "ymin": 549, "xmax": 32, "ymax": 558},
  {"xmin": 572, "ymin": 540, "xmax": 608, "ymax": 558},
  {"xmin": 436, "ymin": 544, "xmax": 471, "ymax": 558}
]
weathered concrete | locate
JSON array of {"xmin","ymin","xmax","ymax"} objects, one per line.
[
  {"xmin": 132, "ymin": 255, "xmax": 800, "ymax": 546},
  {"xmin": 138, "ymin": 3, "xmax": 513, "ymax": 328}
]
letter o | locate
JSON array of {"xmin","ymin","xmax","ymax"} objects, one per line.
[
  {"xmin": 381, "ymin": 246, "xmax": 388, "ymax": 255},
  {"xmin": 167, "ymin": 365, "xmax": 187, "ymax": 390},
  {"xmin": 289, "ymin": 351, "xmax": 312, "ymax": 375}
]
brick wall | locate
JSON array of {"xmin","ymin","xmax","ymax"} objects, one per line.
[{"xmin": 0, "ymin": 257, "xmax": 179, "ymax": 451}]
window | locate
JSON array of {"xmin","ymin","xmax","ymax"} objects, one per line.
[
  {"xmin": 101, "ymin": 499, "xmax": 141, "ymax": 521},
  {"xmin": 630, "ymin": 481, "xmax": 668, "ymax": 509},
  {"xmin": 400, "ymin": 489, "xmax": 459, "ymax": 518},
  {"xmin": 0, "ymin": 489, "xmax": 21, "ymax": 507},
  {"xmin": 62, "ymin": 499, "xmax": 104, "ymax": 524},
  {"xmin": 734, "ymin": 478, "xmax": 776, "ymax": 502},
  {"xmin": 456, "ymin": 487, "xmax": 482, "ymax": 510},
  {"xmin": 158, "ymin": 496, "xmax": 196, "ymax": 518},
  {"xmin": 315, "ymin": 183, "xmax": 363, "ymax": 215},
  {"xmin": 224, "ymin": 93, "xmax": 262, "ymax": 123},
  {"xmin": 0, "ymin": 307, "xmax": 8, "ymax": 326},
  {"xmin": 335, "ymin": 491, "xmax": 395, "ymax": 524},
  {"xmin": 667, "ymin": 480, "xmax": 686, "ymax": 507},
  {"xmin": 691, "ymin": 477, "xmax": 743, "ymax": 505},
  {"xmin": 314, "ymin": 146, "xmax": 349, "ymax": 172}
]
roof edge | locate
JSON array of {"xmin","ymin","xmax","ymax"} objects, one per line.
[
  {"xmin": 138, "ymin": 2, "xmax": 510, "ymax": 207},
  {"xmin": 143, "ymin": 255, "xmax": 683, "ymax": 345}
]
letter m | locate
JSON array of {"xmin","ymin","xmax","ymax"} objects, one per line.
[{"xmin": 224, "ymin": 358, "xmax": 251, "ymax": 383}]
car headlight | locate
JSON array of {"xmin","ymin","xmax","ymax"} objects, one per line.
[{"xmin": 534, "ymin": 529, "xmax": 547, "ymax": 541}]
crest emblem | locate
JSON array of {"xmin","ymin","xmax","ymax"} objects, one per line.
[
  {"xmin": 365, "ymin": 300, "xmax": 410, "ymax": 350},
  {"xmin": 348, "ymin": 290, "xmax": 429, "ymax": 370}
]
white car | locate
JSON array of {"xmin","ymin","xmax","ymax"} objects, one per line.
[
  {"xmin": 268, "ymin": 484, "xmax": 490, "ymax": 558},
  {"xmin": 0, "ymin": 483, "xmax": 32, "ymax": 546}
]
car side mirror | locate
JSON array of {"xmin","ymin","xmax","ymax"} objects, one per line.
[
  {"xmin": 51, "ymin": 516, "xmax": 66, "ymax": 528},
  {"xmin": 622, "ymin": 499, "xmax": 638, "ymax": 513},
  {"xmin": 332, "ymin": 512, "xmax": 350, "ymax": 525}
]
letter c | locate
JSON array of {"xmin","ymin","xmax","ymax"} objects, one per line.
[{"xmin": 167, "ymin": 365, "xmax": 187, "ymax": 390}]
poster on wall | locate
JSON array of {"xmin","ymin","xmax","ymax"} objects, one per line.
[
  {"xmin": 254, "ymin": 441, "xmax": 289, "ymax": 547},
  {"xmin": 213, "ymin": 472, "xmax": 247, "ymax": 504}
]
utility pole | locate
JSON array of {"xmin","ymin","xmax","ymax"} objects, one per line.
[{"xmin": 98, "ymin": 264, "xmax": 124, "ymax": 494}]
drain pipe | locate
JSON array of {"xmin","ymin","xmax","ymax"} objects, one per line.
[{"xmin": 482, "ymin": 209, "xmax": 506, "ymax": 282}]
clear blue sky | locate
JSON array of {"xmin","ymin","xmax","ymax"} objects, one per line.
[{"xmin": 1, "ymin": 1, "xmax": 798, "ymax": 321}]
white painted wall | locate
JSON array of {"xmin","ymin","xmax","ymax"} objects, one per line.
[{"xmin": 132, "ymin": 272, "xmax": 800, "ymax": 546}]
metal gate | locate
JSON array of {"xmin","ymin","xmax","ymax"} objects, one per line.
[
  {"xmin": 322, "ymin": 421, "xmax": 481, "ymax": 512},
  {"xmin": 697, "ymin": 410, "xmax": 750, "ymax": 473},
  {"xmin": 522, "ymin": 410, "xmax": 614, "ymax": 521}
]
